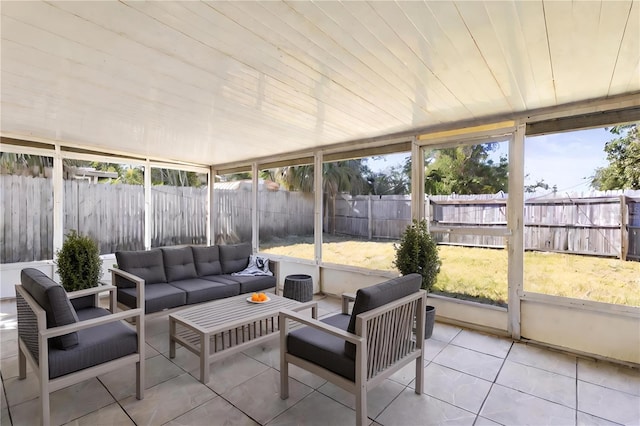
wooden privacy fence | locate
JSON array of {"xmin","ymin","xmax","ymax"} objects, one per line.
[
  {"xmin": 1, "ymin": 175, "xmax": 208, "ymax": 263},
  {"xmin": 2, "ymin": 174, "xmax": 639, "ymax": 263},
  {"xmin": 428, "ymin": 193, "xmax": 640, "ymax": 260}
]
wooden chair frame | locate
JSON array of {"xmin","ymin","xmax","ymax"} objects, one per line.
[
  {"xmin": 15, "ymin": 276, "xmax": 145, "ymax": 426},
  {"xmin": 280, "ymin": 290, "xmax": 426, "ymax": 426}
]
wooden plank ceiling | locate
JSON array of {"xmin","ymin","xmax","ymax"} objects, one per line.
[{"xmin": 1, "ymin": 1, "xmax": 638, "ymax": 166}]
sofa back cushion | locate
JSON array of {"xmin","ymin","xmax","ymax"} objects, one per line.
[
  {"xmin": 345, "ymin": 273, "xmax": 421, "ymax": 359},
  {"xmin": 115, "ymin": 249, "xmax": 167, "ymax": 285},
  {"xmin": 161, "ymin": 247, "xmax": 198, "ymax": 282},
  {"xmin": 219, "ymin": 243, "xmax": 251, "ymax": 274},
  {"xmin": 192, "ymin": 245, "xmax": 222, "ymax": 276},
  {"xmin": 20, "ymin": 268, "xmax": 79, "ymax": 350}
]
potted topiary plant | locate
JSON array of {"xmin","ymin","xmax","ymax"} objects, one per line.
[
  {"xmin": 55, "ymin": 230, "xmax": 103, "ymax": 310},
  {"xmin": 394, "ymin": 219, "xmax": 441, "ymax": 339}
]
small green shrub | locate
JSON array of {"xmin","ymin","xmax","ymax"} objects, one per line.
[
  {"xmin": 55, "ymin": 230, "xmax": 102, "ymax": 292},
  {"xmin": 394, "ymin": 219, "xmax": 441, "ymax": 291}
]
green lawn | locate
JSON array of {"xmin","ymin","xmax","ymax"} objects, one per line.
[{"xmin": 261, "ymin": 236, "xmax": 640, "ymax": 307}]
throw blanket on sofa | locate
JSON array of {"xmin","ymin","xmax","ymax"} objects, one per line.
[{"xmin": 232, "ymin": 255, "xmax": 273, "ymax": 276}]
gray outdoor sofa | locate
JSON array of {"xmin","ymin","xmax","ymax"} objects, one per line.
[{"xmin": 113, "ymin": 243, "xmax": 276, "ymax": 314}]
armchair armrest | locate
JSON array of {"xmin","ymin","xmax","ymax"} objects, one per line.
[
  {"xmin": 41, "ymin": 308, "xmax": 143, "ymax": 339},
  {"xmin": 67, "ymin": 285, "xmax": 115, "ymax": 299},
  {"xmin": 279, "ymin": 309, "xmax": 364, "ymax": 345},
  {"xmin": 109, "ymin": 268, "xmax": 145, "ymax": 311},
  {"xmin": 341, "ymin": 292, "xmax": 356, "ymax": 314}
]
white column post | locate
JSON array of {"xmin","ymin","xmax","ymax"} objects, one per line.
[
  {"xmin": 52, "ymin": 145, "xmax": 64, "ymax": 261},
  {"xmin": 314, "ymin": 153, "xmax": 323, "ymax": 265},
  {"xmin": 508, "ymin": 124, "xmax": 525, "ymax": 339},
  {"xmin": 144, "ymin": 160, "xmax": 152, "ymax": 250},
  {"xmin": 252, "ymin": 163, "xmax": 259, "ymax": 253},
  {"xmin": 411, "ymin": 138, "xmax": 425, "ymax": 222}
]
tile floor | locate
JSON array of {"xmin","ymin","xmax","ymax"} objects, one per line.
[{"xmin": 1, "ymin": 296, "xmax": 639, "ymax": 426}]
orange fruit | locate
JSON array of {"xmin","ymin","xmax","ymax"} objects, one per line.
[
  {"xmin": 251, "ymin": 293, "xmax": 260, "ymax": 301},
  {"xmin": 258, "ymin": 292, "xmax": 267, "ymax": 301}
]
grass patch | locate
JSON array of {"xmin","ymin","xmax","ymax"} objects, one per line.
[{"xmin": 261, "ymin": 235, "xmax": 640, "ymax": 307}]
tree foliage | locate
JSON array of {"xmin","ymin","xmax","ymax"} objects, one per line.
[
  {"xmin": 423, "ymin": 143, "xmax": 508, "ymax": 195},
  {"xmin": 591, "ymin": 123, "xmax": 640, "ymax": 190},
  {"xmin": 55, "ymin": 230, "xmax": 103, "ymax": 292}
]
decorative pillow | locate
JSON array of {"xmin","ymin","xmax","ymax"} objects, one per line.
[
  {"xmin": 232, "ymin": 255, "xmax": 272, "ymax": 276},
  {"xmin": 20, "ymin": 268, "xmax": 79, "ymax": 350}
]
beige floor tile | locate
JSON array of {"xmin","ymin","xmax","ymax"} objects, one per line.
[
  {"xmin": 145, "ymin": 315, "xmax": 169, "ymax": 338},
  {"xmin": 508, "ymin": 342, "xmax": 576, "ymax": 378},
  {"xmin": 10, "ymin": 378, "xmax": 114, "ymax": 426},
  {"xmin": 496, "ymin": 360, "xmax": 576, "ymax": 408},
  {"xmin": 576, "ymin": 411, "xmax": 623, "ymax": 426},
  {"xmin": 480, "ymin": 384, "xmax": 575, "ymax": 426},
  {"xmin": 146, "ymin": 331, "xmax": 170, "ymax": 354},
  {"xmin": 269, "ymin": 391, "xmax": 358, "ymax": 426},
  {"xmin": 388, "ymin": 360, "xmax": 423, "ymax": 386},
  {"xmin": 577, "ymin": 358, "xmax": 640, "ymax": 396},
  {"xmin": 98, "ymin": 354, "xmax": 183, "ymax": 400},
  {"xmin": 417, "ymin": 363, "xmax": 492, "ymax": 413},
  {"xmin": 145, "ymin": 343, "xmax": 160, "ymax": 359},
  {"xmin": 62, "ymin": 402, "xmax": 134, "ymax": 426},
  {"xmin": 577, "ymin": 380, "xmax": 640, "ymax": 425},
  {"xmin": 433, "ymin": 345, "xmax": 504, "ymax": 382},
  {"xmin": 430, "ymin": 323, "xmax": 462, "ymax": 343},
  {"xmin": 3, "ymin": 372, "xmax": 39, "ymax": 407},
  {"xmin": 317, "ymin": 378, "xmax": 405, "ymax": 418},
  {"xmin": 0, "ymin": 355, "xmax": 33, "ymax": 381},
  {"xmin": 165, "ymin": 396, "xmax": 259, "ymax": 426},
  {"xmin": 423, "ymin": 338, "xmax": 448, "ymax": 363},
  {"xmin": 204, "ymin": 352, "xmax": 271, "ymax": 395},
  {"xmin": 0, "ymin": 338, "xmax": 17, "ymax": 360},
  {"xmin": 120, "ymin": 373, "xmax": 215, "ymax": 426},
  {"xmin": 1, "ymin": 407, "xmax": 10, "ymax": 426},
  {"xmin": 288, "ymin": 364, "xmax": 327, "ymax": 389},
  {"xmin": 473, "ymin": 416, "xmax": 502, "ymax": 426},
  {"xmin": 242, "ymin": 339, "xmax": 280, "ymax": 369},
  {"xmin": 166, "ymin": 346, "xmax": 201, "ymax": 374},
  {"xmin": 1, "ymin": 376, "xmax": 8, "ymax": 409},
  {"xmin": 377, "ymin": 387, "xmax": 476, "ymax": 426},
  {"xmin": 223, "ymin": 368, "xmax": 313, "ymax": 424},
  {"xmin": 451, "ymin": 330, "xmax": 512, "ymax": 359}
]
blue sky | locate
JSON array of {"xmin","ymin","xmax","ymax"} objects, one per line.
[{"xmin": 368, "ymin": 127, "xmax": 612, "ymax": 195}]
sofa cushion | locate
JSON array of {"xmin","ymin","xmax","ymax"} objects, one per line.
[
  {"xmin": 287, "ymin": 313, "xmax": 354, "ymax": 381},
  {"xmin": 48, "ymin": 307, "xmax": 138, "ymax": 379},
  {"xmin": 20, "ymin": 268, "xmax": 79, "ymax": 350},
  {"xmin": 345, "ymin": 273, "xmax": 421, "ymax": 358},
  {"xmin": 162, "ymin": 247, "xmax": 198, "ymax": 282},
  {"xmin": 169, "ymin": 279, "xmax": 240, "ymax": 305},
  {"xmin": 217, "ymin": 274, "xmax": 276, "ymax": 294},
  {"xmin": 192, "ymin": 246, "xmax": 222, "ymax": 277},
  {"xmin": 118, "ymin": 283, "xmax": 185, "ymax": 314},
  {"xmin": 219, "ymin": 244, "xmax": 251, "ymax": 274},
  {"xmin": 115, "ymin": 249, "xmax": 167, "ymax": 285}
]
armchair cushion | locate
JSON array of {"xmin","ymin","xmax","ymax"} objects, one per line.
[
  {"xmin": 20, "ymin": 268, "xmax": 79, "ymax": 350},
  {"xmin": 115, "ymin": 249, "xmax": 167, "ymax": 286},
  {"xmin": 286, "ymin": 313, "xmax": 355, "ymax": 381},
  {"xmin": 162, "ymin": 247, "xmax": 198, "ymax": 282},
  {"xmin": 48, "ymin": 307, "xmax": 138, "ymax": 379},
  {"xmin": 192, "ymin": 245, "xmax": 223, "ymax": 276},
  {"xmin": 345, "ymin": 274, "xmax": 421, "ymax": 358},
  {"xmin": 219, "ymin": 243, "xmax": 251, "ymax": 274}
]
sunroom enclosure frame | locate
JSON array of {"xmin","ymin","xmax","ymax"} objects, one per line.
[{"xmin": 1, "ymin": 93, "xmax": 639, "ymax": 366}]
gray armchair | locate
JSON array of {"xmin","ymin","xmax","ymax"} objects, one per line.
[
  {"xmin": 15, "ymin": 268, "xmax": 145, "ymax": 426},
  {"xmin": 279, "ymin": 274, "xmax": 426, "ymax": 426}
]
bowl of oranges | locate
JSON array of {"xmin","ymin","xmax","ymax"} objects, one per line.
[{"xmin": 247, "ymin": 292, "xmax": 270, "ymax": 303}]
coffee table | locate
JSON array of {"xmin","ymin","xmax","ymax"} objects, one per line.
[{"xmin": 169, "ymin": 293, "xmax": 317, "ymax": 383}]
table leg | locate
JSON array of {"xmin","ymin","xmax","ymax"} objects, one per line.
[
  {"xmin": 200, "ymin": 333, "xmax": 210, "ymax": 384},
  {"xmin": 169, "ymin": 318, "xmax": 176, "ymax": 359}
]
